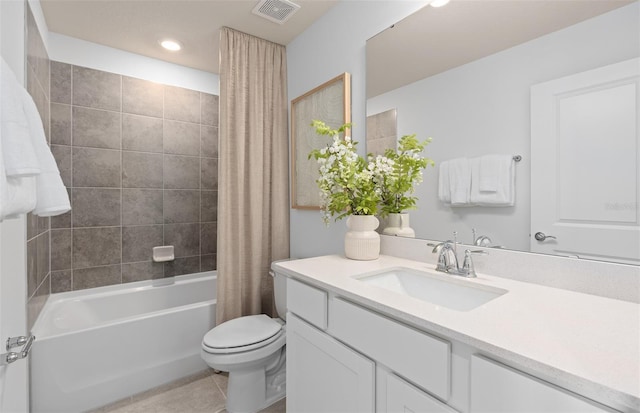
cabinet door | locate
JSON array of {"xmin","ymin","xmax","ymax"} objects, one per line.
[
  {"xmin": 384, "ymin": 372, "xmax": 458, "ymax": 413},
  {"xmin": 287, "ymin": 314, "xmax": 375, "ymax": 413},
  {"xmin": 470, "ymin": 355, "xmax": 612, "ymax": 412}
]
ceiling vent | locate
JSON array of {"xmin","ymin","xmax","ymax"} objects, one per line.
[{"xmin": 252, "ymin": 0, "xmax": 301, "ymax": 25}]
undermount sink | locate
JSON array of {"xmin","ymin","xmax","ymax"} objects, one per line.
[{"xmin": 353, "ymin": 267, "xmax": 507, "ymax": 311}]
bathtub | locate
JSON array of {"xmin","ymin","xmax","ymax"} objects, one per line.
[{"xmin": 30, "ymin": 271, "xmax": 216, "ymax": 413}]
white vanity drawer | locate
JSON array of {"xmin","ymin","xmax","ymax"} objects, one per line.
[
  {"xmin": 330, "ymin": 298, "xmax": 451, "ymax": 401},
  {"xmin": 384, "ymin": 372, "xmax": 458, "ymax": 413},
  {"xmin": 287, "ymin": 278, "xmax": 328, "ymax": 330},
  {"xmin": 470, "ymin": 355, "xmax": 614, "ymax": 412}
]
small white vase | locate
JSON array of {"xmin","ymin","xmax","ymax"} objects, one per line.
[
  {"xmin": 382, "ymin": 213, "xmax": 416, "ymax": 238},
  {"xmin": 344, "ymin": 215, "xmax": 380, "ymax": 260}
]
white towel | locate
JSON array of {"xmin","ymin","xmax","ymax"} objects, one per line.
[
  {"xmin": 470, "ymin": 156, "xmax": 515, "ymax": 206},
  {"xmin": 448, "ymin": 157, "xmax": 471, "ymax": 206},
  {"xmin": 19, "ymin": 77, "xmax": 70, "ymax": 217},
  {"xmin": 0, "ymin": 57, "xmax": 70, "ymax": 220},
  {"xmin": 479, "ymin": 154, "xmax": 512, "ymax": 192},
  {"xmin": 0, "ymin": 140, "xmax": 38, "ymax": 220},
  {"xmin": 33, "ymin": 172, "xmax": 70, "ymax": 216},
  {"xmin": 1, "ymin": 57, "xmax": 40, "ymax": 177},
  {"xmin": 438, "ymin": 161, "xmax": 451, "ymax": 203}
]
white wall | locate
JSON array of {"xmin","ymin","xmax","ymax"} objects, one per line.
[
  {"xmin": 367, "ymin": 3, "xmax": 639, "ymax": 251},
  {"xmin": 48, "ymin": 32, "xmax": 219, "ymax": 94},
  {"xmin": 20, "ymin": 0, "xmax": 217, "ymax": 94},
  {"xmin": 287, "ymin": 0, "xmax": 428, "ymax": 258}
]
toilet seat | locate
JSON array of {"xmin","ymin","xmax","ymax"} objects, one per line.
[{"xmin": 203, "ymin": 314, "xmax": 284, "ymax": 354}]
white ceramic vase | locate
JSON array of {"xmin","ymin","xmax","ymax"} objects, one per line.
[
  {"xmin": 344, "ymin": 215, "xmax": 380, "ymax": 260},
  {"xmin": 382, "ymin": 213, "xmax": 416, "ymax": 238}
]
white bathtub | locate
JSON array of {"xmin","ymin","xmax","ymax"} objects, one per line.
[{"xmin": 30, "ymin": 271, "xmax": 216, "ymax": 413}]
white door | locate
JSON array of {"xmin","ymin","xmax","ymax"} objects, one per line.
[
  {"xmin": 1, "ymin": 1, "xmax": 31, "ymax": 411},
  {"xmin": 531, "ymin": 58, "xmax": 640, "ymax": 264},
  {"xmin": 286, "ymin": 314, "xmax": 375, "ymax": 412},
  {"xmin": 0, "ymin": 218, "xmax": 29, "ymax": 413}
]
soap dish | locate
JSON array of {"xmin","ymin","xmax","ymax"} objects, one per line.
[{"xmin": 153, "ymin": 246, "xmax": 175, "ymax": 262}]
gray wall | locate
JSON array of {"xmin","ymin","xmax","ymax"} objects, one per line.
[
  {"xmin": 48, "ymin": 62, "xmax": 219, "ymax": 293},
  {"xmin": 26, "ymin": 3, "xmax": 51, "ymax": 330}
]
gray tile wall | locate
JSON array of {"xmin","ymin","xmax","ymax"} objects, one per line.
[
  {"xmin": 49, "ymin": 62, "xmax": 219, "ymax": 293},
  {"xmin": 26, "ymin": 4, "xmax": 51, "ymax": 330}
]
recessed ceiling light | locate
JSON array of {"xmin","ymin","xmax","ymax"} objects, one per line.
[
  {"xmin": 430, "ymin": 0, "xmax": 450, "ymax": 7},
  {"xmin": 160, "ymin": 39, "xmax": 182, "ymax": 51}
]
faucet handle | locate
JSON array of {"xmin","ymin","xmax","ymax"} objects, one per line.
[{"xmin": 461, "ymin": 249, "xmax": 488, "ymax": 278}]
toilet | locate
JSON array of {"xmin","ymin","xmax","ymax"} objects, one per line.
[{"xmin": 201, "ymin": 271, "xmax": 287, "ymax": 413}]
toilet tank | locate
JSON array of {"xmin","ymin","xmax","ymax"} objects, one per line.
[{"xmin": 272, "ymin": 270, "xmax": 287, "ymax": 321}]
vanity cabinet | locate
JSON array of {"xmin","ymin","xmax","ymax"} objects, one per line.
[
  {"xmin": 330, "ymin": 297, "xmax": 451, "ymax": 401},
  {"xmin": 469, "ymin": 355, "xmax": 613, "ymax": 412},
  {"xmin": 284, "ymin": 275, "xmax": 620, "ymax": 413},
  {"xmin": 286, "ymin": 314, "xmax": 375, "ymax": 412},
  {"xmin": 286, "ymin": 277, "xmax": 455, "ymax": 412}
]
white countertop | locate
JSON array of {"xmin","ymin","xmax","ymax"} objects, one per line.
[{"xmin": 273, "ymin": 254, "xmax": 640, "ymax": 412}]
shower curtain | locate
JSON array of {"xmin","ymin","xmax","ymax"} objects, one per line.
[{"xmin": 216, "ymin": 27, "xmax": 290, "ymax": 324}]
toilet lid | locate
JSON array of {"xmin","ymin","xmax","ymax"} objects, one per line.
[{"xmin": 203, "ymin": 314, "xmax": 283, "ymax": 350}]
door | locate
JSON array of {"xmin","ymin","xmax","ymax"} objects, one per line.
[
  {"xmin": 0, "ymin": 218, "xmax": 29, "ymax": 413},
  {"xmin": 287, "ymin": 314, "xmax": 375, "ymax": 412},
  {"xmin": 531, "ymin": 58, "xmax": 640, "ymax": 264},
  {"xmin": 1, "ymin": 1, "xmax": 30, "ymax": 410}
]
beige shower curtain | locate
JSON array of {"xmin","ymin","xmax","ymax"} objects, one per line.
[{"xmin": 216, "ymin": 27, "xmax": 290, "ymax": 324}]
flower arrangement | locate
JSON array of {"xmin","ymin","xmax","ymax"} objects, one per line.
[
  {"xmin": 375, "ymin": 134, "xmax": 434, "ymax": 216},
  {"xmin": 308, "ymin": 120, "xmax": 382, "ymax": 223},
  {"xmin": 309, "ymin": 120, "xmax": 434, "ymax": 224}
]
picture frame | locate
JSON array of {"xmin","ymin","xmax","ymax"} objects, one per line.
[{"xmin": 291, "ymin": 72, "xmax": 351, "ymax": 209}]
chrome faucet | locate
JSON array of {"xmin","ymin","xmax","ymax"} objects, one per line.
[
  {"xmin": 430, "ymin": 236, "xmax": 487, "ymax": 278},
  {"xmin": 431, "ymin": 241, "xmax": 459, "ymax": 273}
]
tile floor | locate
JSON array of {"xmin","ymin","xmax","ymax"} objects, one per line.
[{"xmin": 90, "ymin": 369, "xmax": 286, "ymax": 413}]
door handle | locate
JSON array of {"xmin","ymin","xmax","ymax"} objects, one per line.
[
  {"xmin": 1, "ymin": 335, "xmax": 35, "ymax": 366},
  {"xmin": 534, "ymin": 232, "xmax": 557, "ymax": 242}
]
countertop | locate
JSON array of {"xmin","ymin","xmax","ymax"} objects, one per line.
[{"xmin": 273, "ymin": 254, "xmax": 640, "ymax": 412}]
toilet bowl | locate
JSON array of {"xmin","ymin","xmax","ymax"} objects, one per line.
[{"xmin": 201, "ymin": 271, "xmax": 287, "ymax": 413}]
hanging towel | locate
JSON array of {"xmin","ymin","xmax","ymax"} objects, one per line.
[
  {"xmin": 0, "ymin": 57, "xmax": 40, "ymax": 177},
  {"xmin": 479, "ymin": 154, "xmax": 513, "ymax": 192},
  {"xmin": 438, "ymin": 161, "xmax": 451, "ymax": 203},
  {"xmin": 448, "ymin": 157, "xmax": 471, "ymax": 206},
  {"xmin": 470, "ymin": 156, "xmax": 515, "ymax": 206},
  {"xmin": 0, "ymin": 56, "xmax": 70, "ymax": 220},
  {"xmin": 20, "ymin": 86, "xmax": 71, "ymax": 216},
  {"xmin": 0, "ymin": 148, "xmax": 37, "ymax": 220}
]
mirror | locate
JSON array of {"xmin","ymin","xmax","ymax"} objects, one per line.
[{"xmin": 366, "ymin": 0, "xmax": 639, "ymax": 264}]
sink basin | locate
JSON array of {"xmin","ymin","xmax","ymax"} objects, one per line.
[{"xmin": 353, "ymin": 267, "xmax": 507, "ymax": 311}]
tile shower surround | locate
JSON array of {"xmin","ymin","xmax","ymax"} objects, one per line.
[
  {"xmin": 47, "ymin": 62, "xmax": 219, "ymax": 295},
  {"xmin": 26, "ymin": 4, "xmax": 52, "ymax": 330}
]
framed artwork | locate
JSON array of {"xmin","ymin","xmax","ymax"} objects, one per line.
[
  {"xmin": 291, "ymin": 72, "xmax": 351, "ymax": 209},
  {"xmin": 366, "ymin": 108, "xmax": 397, "ymax": 156}
]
